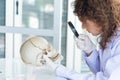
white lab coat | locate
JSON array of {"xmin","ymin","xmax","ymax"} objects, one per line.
[{"xmin": 54, "ymin": 28, "xmax": 120, "ymax": 80}]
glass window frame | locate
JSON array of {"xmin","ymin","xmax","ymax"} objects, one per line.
[
  {"xmin": 0, "ymin": 0, "xmax": 63, "ymax": 78},
  {"xmin": 66, "ymin": 0, "xmax": 85, "ymax": 73},
  {"xmin": 0, "ymin": 0, "xmax": 90, "ymax": 77}
]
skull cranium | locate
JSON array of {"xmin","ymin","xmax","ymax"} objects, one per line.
[{"xmin": 20, "ymin": 36, "xmax": 63, "ymax": 66}]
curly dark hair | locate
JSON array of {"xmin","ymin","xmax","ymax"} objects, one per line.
[{"xmin": 73, "ymin": 0, "xmax": 120, "ymax": 49}]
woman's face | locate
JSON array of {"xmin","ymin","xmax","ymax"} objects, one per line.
[{"xmin": 82, "ymin": 20, "xmax": 102, "ymax": 36}]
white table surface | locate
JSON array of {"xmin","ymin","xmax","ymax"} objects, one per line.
[
  {"xmin": 3, "ymin": 67, "xmax": 67, "ymax": 80},
  {"xmin": 0, "ymin": 59, "xmax": 67, "ymax": 80},
  {"xmin": 12, "ymin": 71, "xmax": 67, "ymax": 80}
]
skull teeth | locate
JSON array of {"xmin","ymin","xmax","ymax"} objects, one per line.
[{"xmin": 49, "ymin": 53, "xmax": 60, "ymax": 61}]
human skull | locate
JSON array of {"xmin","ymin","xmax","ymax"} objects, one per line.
[{"xmin": 20, "ymin": 36, "xmax": 63, "ymax": 66}]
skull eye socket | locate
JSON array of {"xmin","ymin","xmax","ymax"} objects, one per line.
[
  {"xmin": 42, "ymin": 49, "xmax": 48, "ymax": 55},
  {"xmin": 44, "ymin": 52, "xmax": 47, "ymax": 55}
]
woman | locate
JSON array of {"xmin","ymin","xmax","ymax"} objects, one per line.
[{"xmin": 43, "ymin": 0, "xmax": 120, "ymax": 80}]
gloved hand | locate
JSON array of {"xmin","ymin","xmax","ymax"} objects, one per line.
[
  {"xmin": 43, "ymin": 55, "xmax": 60, "ymax": 71},
  {"xmin": 75, "ymin": 34, "xmax": 96, "ymax": 55}
]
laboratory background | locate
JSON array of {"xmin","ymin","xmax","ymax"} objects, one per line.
[{"xmin": 0, "ymin": 0, "xmax": 93, "ymax": 79}]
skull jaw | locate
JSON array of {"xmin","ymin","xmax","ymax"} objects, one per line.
[
  {"xmin": 36, "ymin": 55, "xmax": 63, "ymax": 66},
  {"xmin": 20, "ymin": 36, "xmax": 64, "ymax": 67}
]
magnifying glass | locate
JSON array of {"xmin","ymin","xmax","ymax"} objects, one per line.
[{"xmin": 68, "ymin": 21, "xmax": 79, "ymax": 38}]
